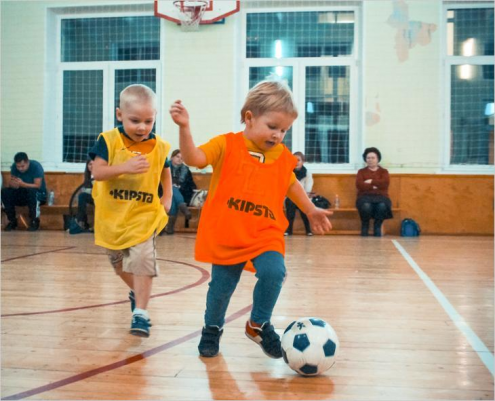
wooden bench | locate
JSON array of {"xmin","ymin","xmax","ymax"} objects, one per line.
[
  {"xmin": 173, "ymin": 206, "xmax": 402, "ymax": 236},
  {"xmin": 1, "ymin": 171, "xmax": 94, "ymax": 231},
  {"xmin": 1, "ymin": 171, "xmax": 400, "ymax": 234},
  {"xmin": 0, "ymin": 204, "xmax": 93, "ymax": 231},
  {"xmin": 290, "ymin": 207, "xmax": 402, "ymax": 235}
]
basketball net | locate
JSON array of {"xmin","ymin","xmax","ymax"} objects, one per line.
[{"xmin": 173, "ymin": 0, "xmax": 208, "ymax": 32}]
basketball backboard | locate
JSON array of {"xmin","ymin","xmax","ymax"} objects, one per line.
[{"xmin": 154, "ymin": 0, "xmax": 240, "ymax": 25}]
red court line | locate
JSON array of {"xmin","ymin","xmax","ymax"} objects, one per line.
[
  {"xmin": 2, "ymin": 259, "xmax": 209, "ymax": 317},
  {"xmin": 1, "ymin": 246, "xmax": 76, "ymax": 263},
  {"xmin": 2, "ymin": 304, "xmax": 253, "ymax": 400},
  {"xmin": 3, "ymin": 245, "xmax": 76, "ymax": 248}
]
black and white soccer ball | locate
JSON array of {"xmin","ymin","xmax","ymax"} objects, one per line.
[{"xmin": 281, "ymin": 317, "xmax": 339, "ymax": 376}]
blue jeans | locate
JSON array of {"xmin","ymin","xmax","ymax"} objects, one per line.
[
  {"xmin": 204, "ymin": 251, "xmax": 286, "ymax": 327},
  {"xmin": 76, "ymin": 192, "xmax": 94, "ymax": 224},
  {"xmin": 169, "ymin": 186, "xmax": 185, "ymax": 216}
]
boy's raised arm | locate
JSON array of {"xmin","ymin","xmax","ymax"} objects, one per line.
[{"xmin": 169, "ymin": 100, "xmax": 207, "ymax": 168}]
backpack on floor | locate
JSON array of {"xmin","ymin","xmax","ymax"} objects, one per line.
[{"xmin": 401, "ymin": 218, "xmax": 421, "ymax": 237}]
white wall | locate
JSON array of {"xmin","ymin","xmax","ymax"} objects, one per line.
[
  {"xmin": 363, "ymin": 0, "xmax": 442, "ymax": 172},
  {"xmin": 0, "ymin": 0, "xmax": 488, "ymax": 173},
  {"xmin": 1, "ymin": 1, "xmax": 47, "ymax": 165},
  {"xmin": 162, "ymin": 17, "xmax": 239, "ymax": 155}
]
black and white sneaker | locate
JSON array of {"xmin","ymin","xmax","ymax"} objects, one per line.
[{"xmin": 245, "ymin": 320, "xmax": 282, "ymax": 359}]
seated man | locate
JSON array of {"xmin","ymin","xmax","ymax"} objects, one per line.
[{"xmin": 2, "ymin": 152, "xmax": 47, "ymax": 231}]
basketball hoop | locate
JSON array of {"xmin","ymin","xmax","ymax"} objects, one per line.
[
  {"xmin": 173, "ymin": 0, "xmax": 208, "ymax": 32},
  {"xmin": 155, "ymin": 1, "xmax": 240, "ymax": 28}
]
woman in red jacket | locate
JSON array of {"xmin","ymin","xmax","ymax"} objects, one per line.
[{"xmin": 355, "ymin": 147, "xmax": 393, "ymax": 237}]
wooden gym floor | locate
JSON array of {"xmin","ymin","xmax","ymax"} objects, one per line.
[{"xmin": 1, "ymin": 232, "xmax": 493, "ymax": 400}]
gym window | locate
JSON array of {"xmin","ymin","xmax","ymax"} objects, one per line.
[
  {"xmin": 445, "ymin": 5, "xmax": 494, "ymax": 168},
  {"xmin": 243, "ymin": 7, "xmax": 359, "ymax": 167}
]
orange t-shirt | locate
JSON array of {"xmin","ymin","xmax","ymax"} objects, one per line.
[
  {"xmin": 195, "ymin": 132, "xmax": 297, "ymax": 265},
  {"xmin": 199, "ymin": 134, "xmax": 296, "ymax": 199},
  {"xmin": 121, "ymin": 132, "xmax": 156, "ymax": 155}
]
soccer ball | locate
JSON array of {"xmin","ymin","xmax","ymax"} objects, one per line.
[{"xmin": 281, "ymin": 317, "xmax": 339, "ymax": 376}]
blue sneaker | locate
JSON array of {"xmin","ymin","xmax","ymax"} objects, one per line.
[
  {"xmin": 128, "ymin": 290, "xmax": 135, "ymax": 312},
  {"xmin": 198, "ymin": 325, "xmax": 224, "ymax": 357},
  {"xmin": 130, "ymin": 315, "xmax": 151, "ymax": 338}
]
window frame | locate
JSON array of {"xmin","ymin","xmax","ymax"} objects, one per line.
[
  {"xmin": 240, "ymin": 5, "xmax": 362, "ymax": 173},
  {"xmin": 442, "ymin": 2, "xmax": 494, "ymax": 174},
  {"xmin": 44, "ymin": 8, "xmax": 163, "ymax": 171}
]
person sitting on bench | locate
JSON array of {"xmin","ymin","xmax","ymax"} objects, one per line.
[{"xmin": 2, "ymin": 152, "xmax": 47, "ymax": 232}]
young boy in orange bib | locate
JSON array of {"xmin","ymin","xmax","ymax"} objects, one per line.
[{"xmin": 170, "ymin": 80, "xmax": 332, "ymax": 358}]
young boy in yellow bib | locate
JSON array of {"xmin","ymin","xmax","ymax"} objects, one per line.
[
  {"xmin": 90, "ymin": 84, "xmax": 172, "ymax": 337},
  {"xmin": 170, "ymin": 80, "xmax": 333, "ymax": 358}
]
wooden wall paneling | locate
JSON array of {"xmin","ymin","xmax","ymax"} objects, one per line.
[{"xmin": 1, "ymin": 172, "xmax": 493, "ymax": 235}]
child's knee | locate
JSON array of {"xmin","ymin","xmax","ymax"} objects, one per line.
[
  {"xmin": 124, "ymin": 254, "xmax": 158, "ymax": 277},
  {"xmin": 254, "ymin": 252, "xmax": 286, "ymax": 283},
  {"xmin": 124, "ymin": 237, "xmax": 158, "ymax": 276},
  {"xmin": 107, "ymin": 250, "xmax": 124, "ymax": 273},
  {"xmin": 375, "ymin": 202, "xmax": 387, "ymax": 213}
]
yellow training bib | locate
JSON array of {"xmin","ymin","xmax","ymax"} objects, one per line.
[{"xmin": 92, "ymin": 128, "xmax": 170, "ymax": 250}]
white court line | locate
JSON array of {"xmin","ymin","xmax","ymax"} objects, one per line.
[{"xmin": 392, "ymin": 239, "xmax": 494, "ymax": 376}]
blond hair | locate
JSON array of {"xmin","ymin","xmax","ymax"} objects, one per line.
[
  {"xmin": 119, "ymin": 84, "xmax": 156, "ymax": 110},
  {"xmin": 240, "ymin": 80, "xmax": 298, "ymax": 123}
]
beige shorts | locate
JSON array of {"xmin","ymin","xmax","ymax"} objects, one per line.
[{"xmin": 106, "ymin": 234, "xmax": 159, "ymax": 277}]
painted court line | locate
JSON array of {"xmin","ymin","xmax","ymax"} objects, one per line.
[
  {"xmin": 2, "ymin": 304, "xmax": 253, "ymax": 400},
  {"xmin": 1, "ymin": 261, "xmax": 209, "ymax": 318},
  {"xmin": 1, "ymin": 246, "xmax": 76, "ymax": 263},
  {"xmin": 392, "ymin": 239, "xmax": 494, "ymax": 376}
]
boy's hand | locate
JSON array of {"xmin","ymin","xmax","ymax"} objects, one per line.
[
  {"xmin": 124, "ymin": 155, "xmax": 149, "ymax": 174},
  {"xmin": 169, "ymin": 100, "xmax": 190, "ymax": 127},
  {"xmin": 306, "ymin": 207, "xmax": 333, "ymax": 235}
]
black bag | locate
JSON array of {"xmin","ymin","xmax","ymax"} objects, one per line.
[
  {"xmin": 63, "ymin": 214, "xmax": 74, "ymax": 231},
  {"xmin": 64, "ymin": 183, "xmax": 85, "ymax": 232},
  {"xmin": 311, "ymin": 195, "xmax": 331, "ymax": 209}
]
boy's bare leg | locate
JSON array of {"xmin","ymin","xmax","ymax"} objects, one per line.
[
  {"xmin": 114, "ymin": 262, "xmax": 134, "ymax": 290},
  {"xmin": 133, "ymin": 275, "xmax": 153, "ymax": 310}
]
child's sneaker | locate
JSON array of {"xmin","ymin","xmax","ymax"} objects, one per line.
[
  {"xmin": 130, "ymin": 315, "xmax": 151, "ymax": 338},
  {"xmin": 198, "ymin": 325, "xmax": 223, "ymax": 357},
  {"xmin": 128, "ymin": 290, "xmax": 135, "ymax": 312},
  {"xmin": 245, "ymin": 320, "xmax": 282, "ymax": 359}
]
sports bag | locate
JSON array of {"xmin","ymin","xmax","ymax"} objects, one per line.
[
  {"xmin": 189, "ymin": 189, "xmax": 208, "ymax": 208},
  {"xmin": 311, "ymin": 195, "xmax": 331, "ymax": 209},
  {"xmin": 401, "ymin": 218, "xmax": 421, "ymax": 237}
]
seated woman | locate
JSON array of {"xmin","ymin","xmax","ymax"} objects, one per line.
[
  {"xmin": 355, "ymin": 147, "xmax": 393, "ymax": 237},
  {"xmin": 285, "ymin": 151, "xmax": 314, "ymax": 236},
  {"xmin": 70, "ymin": 159, "xmax": 94, "ymax": 234},
  {"xmin": 164, "ymin": 149, "xmax": 197, "ymax": 235}
]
